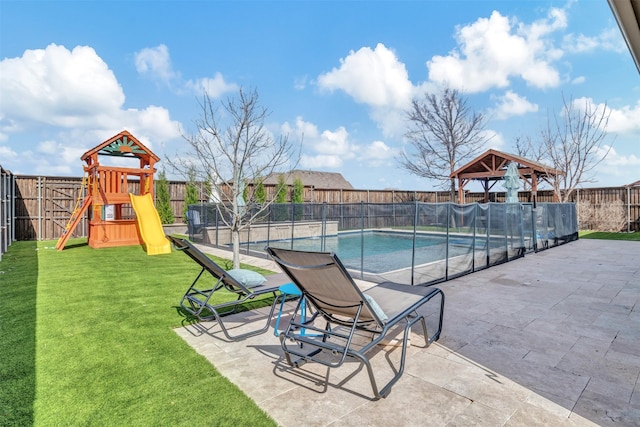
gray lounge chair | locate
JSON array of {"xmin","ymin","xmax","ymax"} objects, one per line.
[
  {"xmin": 186, "ymin": 209, "xmax": 203, "ymax": 236},
  {"xmin": 169, "ymin": 236, "xmax": 285, "ymax": 341},
  {"xmin": 266, "ymin": 246, "xmax": 445, "ymax": 399}
]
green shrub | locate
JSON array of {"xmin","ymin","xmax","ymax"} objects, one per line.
[
  {"xmin": 292, "ymin": 177, "xmax": 304, "ymax": 221},
  {"xmin": 273, "ymin": 174, "xmax": 289, "ymax": 221},
  {"xmin": 156, "ymin": 169, "xmax": 174, "ymax": 224},
  {"xmin": 184, "ymin": 169, "xmax": 199, "ymax": 223}
]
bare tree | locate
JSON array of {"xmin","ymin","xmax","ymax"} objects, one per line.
[
  {"xmin": 168, "ymin": 87, "xmax": 299, "ymax": 268},
  {"xmin": 539, "ymin": 95, "xmax": 612, "ymax": 202},
  {"xmin": 513, "ymin": 135, "xmax": 546, "ymax": 191},
  {"xmin": 398, "ymin": 87, "xmax": 490, "ymax": 200},
  {"xmin": 514, "ymin": 135, "xmax": 541, "ymax": 162},
  {"xmin": 578, "ymin": 198, "xmax": 626, "ymax": 232}
]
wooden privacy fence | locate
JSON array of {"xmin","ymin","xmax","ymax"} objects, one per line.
[
  {"xmin": 1, "ymin": 167, "xmax": 15, "ymax": 260},
  {"xmin": 12, "ymin": 175, "xmax": 205, "ymax": 242},
  {"xmin": 7, "ymin": 174, "xmax": 640, "ymax": 241}
]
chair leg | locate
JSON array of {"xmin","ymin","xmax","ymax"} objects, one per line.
[
  {"xmin": 273, "ymin": 293, "xmax": 287, "ymax": 337},
  {"xmin": 350, "ymin": 319, "xmax": 416, "ymax": 399},
  {"xmin": 208, "ymin": 292, "xmax": 281, "ymax": 341},
  {"xmin": 419, "ymin": 316, "xmax": 429, "ymax": 347}
]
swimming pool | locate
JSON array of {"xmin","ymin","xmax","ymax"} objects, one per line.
[
  {"xmin": 195, "ymin": 201, "xmax": 576, "ymax": 283},
  {"xmin": 251, "ymin": 230, "xmax": 484, "ymax": 274}
]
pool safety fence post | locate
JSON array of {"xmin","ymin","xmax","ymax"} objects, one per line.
[
  {"xmin": 445, "ymin": 203, "xmax": 451, "ymax": 281},
  {"xmin": 37, "ymin": 176, "xmax": 42, "ymax": 240},
  {"xmin": 531, "ymin": 203, "xmax": 542, "ymax": 252},
  {"xmin": 627, "ymin": 186, "xmax": 631, "ymax": 233},
  {"xmin": 214, "ymin": 205, "xmax": 219, "ymax": 247},
  {"xmin": 472, "ymin": 203, "xmax": 477, "ymax": 272},
  {"xmin": 392, "ymin": 197, "xmax": 396, "ymax": 227},
  {"xmin": 359, "ymin": 201, "xmax": 364, "ymax": 280},
  {"xmin": 244, "ymin": 214, "xmax": 251, "ymax": 254},
  {"xmin": 321, "ymin": 202, "xmax": 327, "ymax": 252},
  {"xmin": 504, "ymin": 204, "xmax": 508, "ymax": 258},
  {"xmin": 530, "ymin": 203, "xmax": 537, "ymax": 252},
  {"xmin": 11, "ymin": 173, "xmax": 15, "ymax": 244},
  {"xmin": 0, "ymin": 167, "xmax": 15, "ymax": 261},
  {"xmin": 410, "ymin": 200, "xmax": 419, "ymax": 286},
  {"xmin": 486, "ymin": 204, "xmax": 491, "ymax": 266},
  {"xmin": 365, "ymin": 203, "xmax": 369, "ymax": 230},
  {"xmin": 290, "ymin": 200, "xmax": 295, "ymax": 250},
  {"xmin": 266, "ymin": 204, "xmax": 271, "ymax": 248}
]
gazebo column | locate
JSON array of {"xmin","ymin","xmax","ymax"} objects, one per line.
[
  {"xmin": 483, "ymin": 178, "xmax": 490, "ymax": 203},
  {"xmin": 531, "ymin": 173, "xmax": 538, "ymax": 204}
]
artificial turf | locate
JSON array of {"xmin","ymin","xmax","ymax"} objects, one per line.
[
  {"xmin": 579, "ymin": 230, "xmax": 640, "ymax": 241},
  {"xmin": 0, "ymin": 239, "xmax": 277, "ymax": 427}
]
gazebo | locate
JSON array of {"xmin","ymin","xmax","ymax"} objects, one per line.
[{"xmin": 449, "ymin": 149, "xmax": 563, "ymax": 204}]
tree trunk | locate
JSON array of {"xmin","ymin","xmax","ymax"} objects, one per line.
[
  {"xmin": 232, "ymin": 228, "xmax": 240, "ymax": 269},
  {"xmin": 450, "ymin": 177, "xmax": 457, "ymax": 203}
]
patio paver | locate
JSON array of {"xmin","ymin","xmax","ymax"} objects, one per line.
[{"xmin": 176, "ymin": 238, "xmax": 640, "ymax": 426}]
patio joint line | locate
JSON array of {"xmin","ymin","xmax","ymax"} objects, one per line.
[{"xmin": 570, "ymin": 376, "xmax": 591, "ymax": 417}]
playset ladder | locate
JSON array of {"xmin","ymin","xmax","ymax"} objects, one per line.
[{"xmin": 55, "ymin": 174, "xmax": 91, "ymax": 251}]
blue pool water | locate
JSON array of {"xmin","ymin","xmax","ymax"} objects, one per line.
[{"xmin": 253, "ymin": 231, "xmax": 481, "ymax": 274}]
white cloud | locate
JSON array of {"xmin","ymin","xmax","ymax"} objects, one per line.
[
  {"xmin": 318, "ymin": 43, "xmax": 413, "ymax": 109},
  {"xmin": 565, "ymin": 96, "xmax": 640, "ymax": 139},
  {"xmin": 285, "ymin": 117, "xmax": 359, "ymax": 169},
  {"xmin": 594, "ymin": 145, "xmax": 640, "ymax": 185},
  {"xmin": 362, "ymin": 140, "xmax": 395, "ymax": 167},
  {"xmin": 491, "ymin": 90, "xmax": 538, "ymax": 119},
  {"xmin": 481, "ymin": 129, "xmax": 504, "ymax": 152},
  {"xmin": 135, "ymin": 45, "xmax": 237, "ymax": 99},
  {"xmin": 603, "ymin": 100, "xmax": 640, "ymax": 134},
  {"xmin": 300, "ymin": 154, "xmax": 343, "ymax": 169},
  {"xmin": 0, "ymin": 44, "xmax": 181, "ymax": 142},
  {"xmin": 281, "ymin": 116, "xmax": 320, "ymax": 144},
  {"xmin": 0, "ymin": 142, "xmax": 76, "ymax": 176},
  {"xmin": 427, "ymin": 9, "xmax": 566, "ymax": 92},
  {"xmin": 369, "ymin": 106, "xmax": 407, "ymax": 138},
  {"xmin": 563, "ymin": 27, "xmax": 627, "ymax": 54},
  {"xmin": 287, "ymin": 116, "xmax": 396, "ymax": 169},
  {"xmin": 600, "ymin": 145, "xmax": 640, "ymax": 166},
  {"xmin": 316, "ymin": 6, "xmax": 576, "ymax": 139},
  {"xmin": 36, "ymin": 139, "xmax": 86, "ymax": 173},
  {"xmin": 0, "ymin": 145, "xmax": 17, "ymax": 160},
  {"xmin": 185, "ymin": 72, "xmax": 238, "ymax": 97},
  {"xmin": 317, "ymin": 43, "xmax": 414, "ymax": 137},
  {"xmin": 294, "ymin": 75, "xmax": 308, "ymax": 90},
  {"xmin": 365, "ymin": 140, "xmax": 393, "ymax": 160},
  {"xmin": 0, "ymin": 43, "xmax": 125, "ymax": 127},
  {"xmin": 134, "ymin": 44, "xmax": 178, "ymax": 84},
  {"xmin": 547, "ymin": 98, "xmax": 640, "ymax": 186},
  {"xmin": 0, "ymin": 44, "xmax": 182, "ymax": 174},
  {"xmin": 37, "ymin": 139, "xmax": 60, "ymax": 155},
  {"xmin": 316, "ymin": 127, "xmax": 352, "ymax": 156}
]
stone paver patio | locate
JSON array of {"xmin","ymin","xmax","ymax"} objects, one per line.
[{"xmin": 175, "ymin": 239, "xmax": 640, "ymax": 426}]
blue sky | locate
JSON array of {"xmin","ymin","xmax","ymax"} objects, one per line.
[{"xmin": 1, "ymin": 0, "xmax": 639, "ymax": 190}]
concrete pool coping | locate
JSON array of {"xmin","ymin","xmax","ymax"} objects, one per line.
[{"xmin": 178, "ymin": 238, "xmax": 640, "ymax": 426}]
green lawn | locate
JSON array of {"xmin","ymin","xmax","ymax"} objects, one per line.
[
  {"xmin": 579, "ymin": 230, "xmax": 640, "ymax": 241},
  {"xmin": 0, "ymin": 239, "xmax": 277, "ymax": 427}
]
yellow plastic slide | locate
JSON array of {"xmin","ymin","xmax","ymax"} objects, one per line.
[{"xmin": 129, "ymin": 193, "xmax": 171, "ymax": 255}]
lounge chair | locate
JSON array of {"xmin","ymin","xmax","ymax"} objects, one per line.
[
  {"xmin": 169, "ymin": 236, "xmax": 285, "ymax": 341},
  {"xmin": 186, "ymin": 209, "xmax": 203, "ymax": 236},
  {"xmin": 266, "ymin": 246, "xmax": 445, "ymax": 399}
]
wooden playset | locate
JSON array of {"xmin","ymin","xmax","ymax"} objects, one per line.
[{"xmin": 56, "ymin": 130, "xmax": 162, "ymax": 251}]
